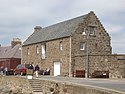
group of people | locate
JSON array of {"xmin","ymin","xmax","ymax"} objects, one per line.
[
  {"xmin": 0, "ymin": 63, "xmax": 50, "ymax": 77},
  {"xmin": 28, "ymin": 63, "xmax": 50, "ymax": 77},
  {"xmin": 0, "ymin": 66, "xmax": 8, "ymax": 76},
  {"xmin": 27, "ymin": 63, "xmax": 40, "ymax": 77}
]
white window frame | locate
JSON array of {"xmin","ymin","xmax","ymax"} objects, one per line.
[
  {"xmin": 27, "ymin": 48, "xmax": 30, "ymax": 55},
  {"xmin": 59, "ymin": 42, "xmax": 63, "ymax": 51},
  {"xmin": 80, "ymin": 43, "xmax": 85, "ymax": 50},
  {"xmin": 41, "ymin": 44, "xmax": 46, "ymax": 59},
  {"xmin": 88, "ymin": 26, "xmax": 95, "ymax": 35}
]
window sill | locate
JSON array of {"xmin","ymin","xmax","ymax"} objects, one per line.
[{"xmin": 80, "ymin": 49, "xmax": 85, "ymax": 51}]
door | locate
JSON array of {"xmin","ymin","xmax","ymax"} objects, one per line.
[{"xmin": 54, "ymin": 62, "xmax": 60, "ymax": 76}]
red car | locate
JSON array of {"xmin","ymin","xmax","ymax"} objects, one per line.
[{"xmin": 14, "ymin": 64, "xmax": 33, "ymax": 76}]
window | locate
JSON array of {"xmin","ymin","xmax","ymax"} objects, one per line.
[
  {"xmin": 36, "ymin": 46, "xmax": 39, "ymax": 54},
  {"xmin": 95, "ymin": 43, "xmax": 98, "ymax": 48},
  {"xmin": 88, "ymin": 26, "xmax": 95, "ymax": 35},
  {"xmin": 59, "ymin": 42, "xmax": 63, "ymax": 51},
  {"xmin": 27, "ymin": 48, "xmax": 30, "ymax": 55},
  {"xmin": 80, "ymin": 43, "xmax": 85, "ymax": 50},
  {"xmin": 41, "ymin": 44, "xmax": 46, "ymax": 59}
]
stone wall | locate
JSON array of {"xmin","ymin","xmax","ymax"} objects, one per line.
[
  {"xmin": 1, "ymin": 76, "xmax": 124, "ymax": 94},
  {"xmin": 22, "ymin": 37, "xmax": 71, "ymax": 76},
  {"xmin": 39, "ymin": 79, "xmax": 124, "ymax": 94},
  {"xmin": 73, "ymin": 54, "xmax": 125, "ymax": 78},
  {"xmin": 0, "ymin": 76, "xmax": 32, "ymax": 94},
  {"xmin": 71, "ymin": 11, "xmax": 112, "ymax": 74},
  {"xmin": 45, "ymin": 37, "xmax": 71, "ymax": 76}
]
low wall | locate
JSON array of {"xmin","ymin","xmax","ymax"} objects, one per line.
[
  {"xmin": 0, "ymin": 76, "xmax": 32, "ymax": 94},
  {"xmin": 40, "ymin": 79, "xmax": 125, "ymax": 94},
  {"xmin": 0, "ymin": 76, "xmax": 124, "ymax": 94}
]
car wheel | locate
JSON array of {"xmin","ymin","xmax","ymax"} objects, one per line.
[{"xmin": 20, "ymin": 72, "xmax": 23, "ymax": 76}]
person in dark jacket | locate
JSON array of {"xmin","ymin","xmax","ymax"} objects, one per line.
[{"xmin": 35, "ymin": 65, "xmax": 40, "ymax": 77}]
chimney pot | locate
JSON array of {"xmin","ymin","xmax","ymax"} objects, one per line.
[
  {"xmin": 11, "ymin": 38, "xmax": 22, "ymax": 48},
  {"xmin": 34, "ymin": 26, "xmax": 42, "ymax": 32}
]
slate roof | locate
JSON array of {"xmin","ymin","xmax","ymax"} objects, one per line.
[
  {"xmin": 0, "ymin": 44, "xmax": 21, "ymax": 59},
  {"xmin": 23, "ymin": 13, "xmax": 89, "ymax": 46}
]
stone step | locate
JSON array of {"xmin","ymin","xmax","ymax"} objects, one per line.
[
  {"xmin": 30, "ymin": 83, "xmax": 41, "ymax": 85},
  {"xmin": 33, "ymin": 92, "xmax": 43, "ymax": 94},
  {"xmin": 32, "ymin": 86, "xmax": 42, "ymax": 89},
  {"xmin": 33, "ymin": 89, "xmax": 43, "ymax": 92},
  {"xmin": 29, "ymin": 79, "xmax": 43, "ymax": 93},
  {"xmin": 31, "ymin": 84, "xmax": 41, "ymax": 86}
]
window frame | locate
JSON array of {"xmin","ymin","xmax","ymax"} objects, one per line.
[
  {"xmin": 27, "ymin": 48, "xmax": 30, "ymax": 55},
  {"xmin": 59, "ymin": 41, "xmax": 63, "ymax": 51},
  {"xmin": 88, "ymin": 26, "xmax": 96, "ymax": 35},
  {"xmin": 36, "ymin": 46, "xmax": 39, "ymax": 54},
  {"xmin": 80, "ymin": 42, "xmax": 85, "ymax": 51},
  {"xmin": 41, "ymin": 44, "xmax": 46, "ymax": 59}
]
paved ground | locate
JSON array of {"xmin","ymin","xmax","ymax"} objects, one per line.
[{"xmin": 36, "ymin": 76, "xmax": 125, "ymax": 93}]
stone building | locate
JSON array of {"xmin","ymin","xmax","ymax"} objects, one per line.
[{"xmin": 22, "ymin": 11, "xmax": 125, "ymax": 78}]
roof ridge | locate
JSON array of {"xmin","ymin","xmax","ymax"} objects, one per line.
[{"xmin": 43, "ymin": 14, "xmax": 88, "ymax": 29}]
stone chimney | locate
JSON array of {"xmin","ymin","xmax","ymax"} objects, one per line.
[
  {"xmin": 34, "ymin": 26, "xmax": 42, "ymax": 32},
  {"xmin": 11, "ymin": 38, "xmax": 22, "ymax": 48}
]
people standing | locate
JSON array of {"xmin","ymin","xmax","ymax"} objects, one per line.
[
  {"xmin": 43, "ymin": 68, "xmax": 50, "ymax": 75},
  {"xmin": 31, "ymin": 62, "xmax": 35, "ymax": 73},
  {"xmin": 4, "ymin": 67, "xmax": 8, "ymax": 76},
  {"xmin": 27, "ymin": 64, "xmax": 34, "ymax": 76},
  {"xmin": 35, "ymin": 65, "xmax": 40, "ymax": 77}
]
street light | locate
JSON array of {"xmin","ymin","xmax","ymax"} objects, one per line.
[{"xmin": 82, "ymin": 29, "xmax": 90, "ymax": 78}]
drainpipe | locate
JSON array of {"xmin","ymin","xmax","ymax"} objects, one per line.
[{"xmin": 69, "ymin": 36, "xmax": 72, "ymax": 77}]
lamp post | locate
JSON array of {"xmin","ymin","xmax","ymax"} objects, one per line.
[
  {"xmin": 82, "ymin": 30, "xmax": 90, "ymax": 78},
  {"xmin": 86, "ymin": 32, "xmax": 89, "ymax": 78}
]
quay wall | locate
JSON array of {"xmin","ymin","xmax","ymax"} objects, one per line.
[
  {"xmin": 0, "ymin": 76, "xmax": 124, "ymax": 94},
  {"xmin": 0, "ymin": 76, "xmax": 32, "ymax": 94},
  {"xmin": 40, "ymin": 78, "xmax": 125, "ymax": 94}
]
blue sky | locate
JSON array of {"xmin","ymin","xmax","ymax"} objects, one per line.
[{"xmin": 0, "ymin": 0, "xmax": 125, "ymax": 54}]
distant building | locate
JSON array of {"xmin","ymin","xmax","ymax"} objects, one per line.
[
  {"xmin": 0, "ymin": 38, "xmax": 22, "ymax": 73},
  {"xmin": 22, "ymin": 11, "xmax": 125, "ymax": 78}
]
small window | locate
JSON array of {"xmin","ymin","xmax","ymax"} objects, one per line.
[
  {"xmin": 88, "ymin": 26, "xmax": 95, "ymax": 35},
  {"xmin": 59, "ymin": 42, "xmax": 63, "ymax": 51},
  {"xmin": 95, "ymin": 43, "xmax": 98, "ymax": 48},
  {"xmin": 27, "ymin": 48, "xmax": 30, "ymax": 55},
  {"xmin": 36, "ymin": 46, "xmax": 39, "ymax": 54},
  {"xmin": 80, "ymin": 43, "xmax": 85, "ymax": 50}
]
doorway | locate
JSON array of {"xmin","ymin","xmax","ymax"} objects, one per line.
[{"xmin": 54, "ymin": 62, "xmax": 60, "ymax": 76}]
